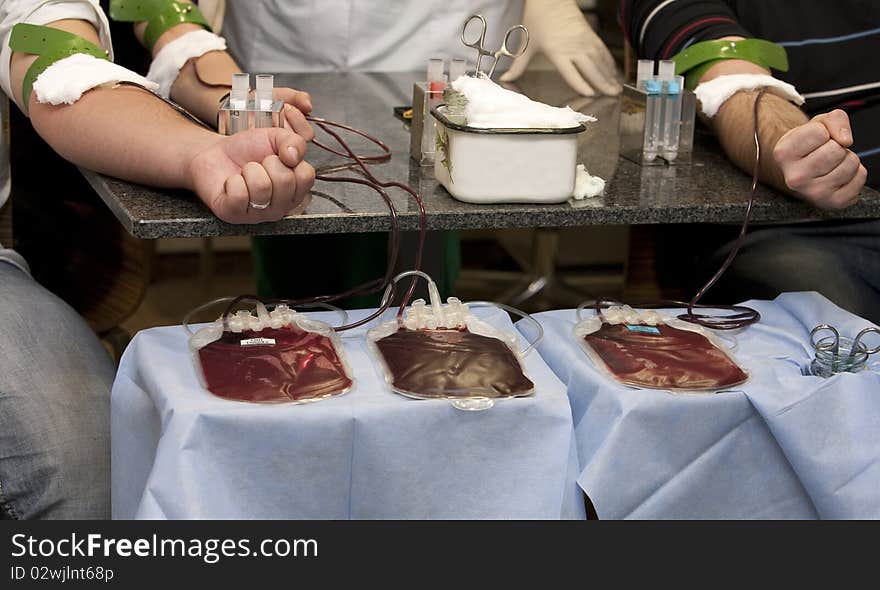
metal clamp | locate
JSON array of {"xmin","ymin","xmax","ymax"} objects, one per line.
[
  {"xmin": 810, "ymin": 324, "xmax": 841, "ymax": 354},
  {"xmin": 808, "ymin": 324, "xmax": 880, "ymax": 377}
]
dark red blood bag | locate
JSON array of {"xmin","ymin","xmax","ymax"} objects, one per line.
[
  {"xmin": 190, "ymin": 305, "xmax": 353, "ymax": 403},
  {"xmin": 574, "ymin": 308, "xmax": 748, "ymax": 392},
  {"xmin": 374, "ymin": 326, "xmax": 534, "ymax": 398},
  {"xmin": 368, "ymin": 298, "xmax": 535, "ymax": 401}
]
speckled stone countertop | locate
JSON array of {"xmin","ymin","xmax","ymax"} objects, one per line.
[{"xmin": 80, "ymin": 71, "xmax": 880, "ymax": 239}]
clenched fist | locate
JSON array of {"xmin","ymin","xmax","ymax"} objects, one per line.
[
  {"xmin": 773, "ymin": 109, "xmax": 867, "ymax": 209},
  {"xmin": 188, "ymin": 127, "xmax": 315, "ymax": 224}
]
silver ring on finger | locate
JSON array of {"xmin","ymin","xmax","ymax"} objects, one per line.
[{"xmin": 248, "ymin": 199, "xmax": 271, "ymax": 210}]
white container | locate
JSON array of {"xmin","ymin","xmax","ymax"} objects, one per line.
[{"xmin": 432, "ymin": 105, "xmax": 586, "ymax": 204}]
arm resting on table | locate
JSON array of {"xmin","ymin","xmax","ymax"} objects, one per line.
[
  {"xmin": 10, "ymin": 19, "xmax": 314, "ymax": 224},
  {"xmin": 131, "ymin": 2, "xmax": 313, "ymax": 138},
  {"xmin": 699, "ymin": 47, "xmax": 867, "ymax": 210},
  {"xmin": 621, "ymin": 0, "xmax": 868, "ymax": 210}
]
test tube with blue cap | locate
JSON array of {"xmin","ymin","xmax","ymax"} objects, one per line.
[
  {"xmin": 638, "ymin": 60, "xmax": 662, "ymax": 162},
  {"xmin": 658, "ymin": 60, "xmax": 683, "ymax": 161},
  {"xmin": 663, "ymin": 75, "xmax": 685, "ymax": 161}
]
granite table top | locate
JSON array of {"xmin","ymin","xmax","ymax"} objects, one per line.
[{"xmin": 80, "ymin": 71, "xmax": 880, "ymax": 239}]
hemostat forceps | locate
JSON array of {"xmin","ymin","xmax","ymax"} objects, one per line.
[
  {"xmin": 460, "ymin": 14, "xmax": 529, "ymax": 79},
  {"xmin": 809, "ymin": 324, "xmax": 880, "ymax": 376}
]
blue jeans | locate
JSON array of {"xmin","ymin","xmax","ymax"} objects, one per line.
[
  {"xmin": 653, "ymin": 219, "xmax": 880, "ymax": 325},
  {"xmin": 0, "ymin": 261, "xmax": 113, "ymax": 519},
  {"xmin": 714, "ymin": 219, "xmax": 880, "ymax": 324}
]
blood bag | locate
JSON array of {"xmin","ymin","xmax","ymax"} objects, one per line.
[
  {"xmin": 573, "ymin": 305, "xmax": 748, "ymax": 392},
  {"xmin": 367, "ymin": 297, "xmax": 535, "ymax": 402},
  {"xmin": 189, "ymin": 303, "xmax": 354, "ymax": 404}
]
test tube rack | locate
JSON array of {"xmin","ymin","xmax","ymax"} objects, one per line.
[
  {"xmin": 218, "ymin": 97, "xmax": 285, "ymax": 136},
  {"xmin": 619, "ymin": 60, "xmax": 697, "ymax": 167}
]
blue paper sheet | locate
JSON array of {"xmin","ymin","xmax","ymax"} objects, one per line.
[
  {"xmin": 112, "ymin": 307, "xmax": 584, "ymax": 519},
  {"xmin": 519, "ymin": 292, "xmax": 879, "ymax": 519}
]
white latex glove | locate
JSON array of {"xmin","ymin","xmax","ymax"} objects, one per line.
[{"xmin": 500, "ymin": 0, "xmax": 621, "ymax": 96}]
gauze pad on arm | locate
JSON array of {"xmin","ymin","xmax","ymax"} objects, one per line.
[
  {"xmin": 147, "ymin": 29, "xmax": 227, "ymax": 98},
  {"xmin": 32, "ymin": 53, "xmax": 157, "ymax": 106},
  {"xmin": 695, "ymin": 73, "xmax": 803, "ymax": 118}
]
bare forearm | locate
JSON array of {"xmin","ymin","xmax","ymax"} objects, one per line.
[
  {"xmin": 696, "ymin": 43, "xmax": 864, "ymax": 208},
  {"xmin": 10, "ymin": 20, "xmax": 218, "ymax": 190},
  {"xmin": 135, "ymin": 3, "xmax": 239, "ymax": 126},
  {"xmin": 134, "ymin": 3, "xmax": 314, "ymax": 135},
  {"xmin": 28, "ymin": 84, "xmax": 217, "ymax": 190},
  {"xmin": 697, "ymin": 45, "xmax": 808, "ymax": 195},
  {"xmin": 713, "ymin": 89, "xmax": 808, "ymax": 193},
  {"xmin": 9, "ymin": 19, "xmax": 313, "ymax": 224},
  {"xmin": 170, "ymin": 50, "xmax": 238, "ymax": 125}
]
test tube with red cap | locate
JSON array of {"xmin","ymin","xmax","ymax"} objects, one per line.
[{"xmin": 421, "ymin": 57, "xmax": 447, "ymax": 164}]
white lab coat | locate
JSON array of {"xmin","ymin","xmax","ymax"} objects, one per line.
[{"xmin": 223, "ymin": 0, "xmax": 525, "ymax": 73}]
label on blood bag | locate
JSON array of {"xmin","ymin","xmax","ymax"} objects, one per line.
[
  {"xmin": 240, "ymin": 337, "xmax": 277, "ymax": 347},
  {"xmin": 626, "ymin": 325, "xmax": 661, "ymax": 335}
]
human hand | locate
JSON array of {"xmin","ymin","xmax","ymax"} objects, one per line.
[
  {"xmin": 773, "ymin": 109, "xmax": 867, "ymax": 209},
  {"xmin": 500, "ymin": 0, "xmax": 621, "ymax": 96},
  {"xmin": 188, "ymin": 127, "xmax": 315, "ymax": 223},
  {"xmin": 275, "ymin": 87, "xmax": 315, "ymax": 141}
]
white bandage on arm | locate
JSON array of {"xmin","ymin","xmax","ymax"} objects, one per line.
[
  {"xmin": 146, "ymin": 29, "xmax": 228, "ymax": 98},
  {"xmin": 695, "ymin": 74, "xmax": 804, "ymax": 118},
  {"xmin": 0, "ymin": 0, "xmax": 114, "ymax": 110},
  {"xmin": 32, "ymin": 53, "xmax": 158, "ymax": 105}
]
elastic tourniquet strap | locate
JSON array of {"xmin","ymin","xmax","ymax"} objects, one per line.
[
  {"xmin": 9, "ymin": 23, "xmax": 109, "ymax": 113},
  {"xmin": 672, "ymin": 38, "xmax": 789, "ymax": 90},
  {"xmin": 110, "ymin": 0, "xmax": 211, "ymax": 52}
]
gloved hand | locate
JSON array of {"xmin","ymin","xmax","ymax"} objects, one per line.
[{"xmin": 500, "ymin": 0, "xmax": 621, "ymax": 96}]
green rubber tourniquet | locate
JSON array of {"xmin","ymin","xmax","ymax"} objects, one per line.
[
  {"xmin": 672, "ymin": 38, "xmax": 789, "ymax": 90},
  {"xmin": 9, "ymin": 23, "xmax": 109, "ymax": 113},
  {"xmin": 110, "ymin": 0, "xmax": 210, "ymax": 52}
]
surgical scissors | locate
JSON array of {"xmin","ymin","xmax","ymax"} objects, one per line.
[{"xmin": 460, "ymin": 14, "xmax": 529, "ymax": 79}]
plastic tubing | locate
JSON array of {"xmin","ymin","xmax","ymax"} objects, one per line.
[
  {"xmin": 574, "ymin": 91, "xmax": 770, "ymax": 331},
  {"xmin": 307, "ymin": 116, "xmax": 428, "ymax": 321}
]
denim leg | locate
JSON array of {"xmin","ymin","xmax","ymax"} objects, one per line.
[
  {"xmin": 0, "ymin": 262, "xmax": 114, "ymax": 519},
  {"xmin": 711, "ymin": 220, "xmax": 880, "ymax": 324}
]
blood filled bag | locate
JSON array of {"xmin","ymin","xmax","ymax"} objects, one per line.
[
  {"xmin": 573, "ymin": 306, "xmax": 748, "ymax": 392},
  {"xmin": 189, "ymin": 303, "xmax": 354, "ymax": 403},
  {"xmin": 367, "ymin": 297, "xmax": 535, "ymax": 401}
]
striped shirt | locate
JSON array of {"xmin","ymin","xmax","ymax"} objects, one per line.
[{"xmin": 621, "ymin": 0, "xmax": 880, "ymax": 187}]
